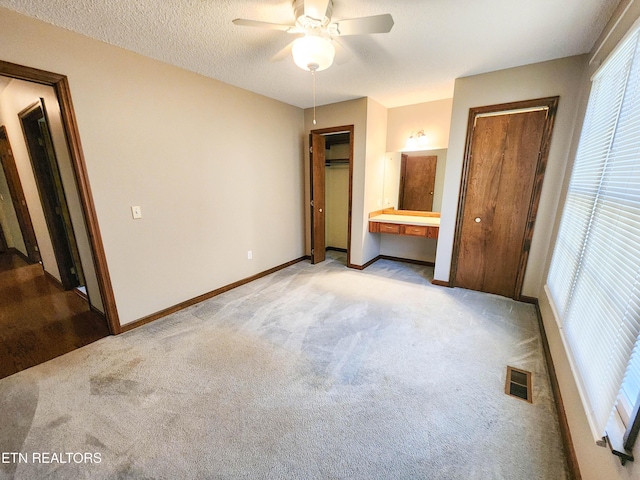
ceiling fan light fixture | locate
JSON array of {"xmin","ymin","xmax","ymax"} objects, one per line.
[{"xmin": 292, "ymin": 35, "xmax": 335, "ymax": 71}]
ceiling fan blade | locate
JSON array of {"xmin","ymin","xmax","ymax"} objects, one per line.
[
  {"xmin": 304, "ymin": 0, "xmax": 331, "ymax": 21},
  {"xmin": 269, "ymin": 41, "xmax": 295, "ymax": 62},
  {"xmin": 334, "ymin": 14, "xmax": 394, "ymax": 36},
  {"xmin": 232, "ymin": 18, "xmax": 294, "ymax": 31},
  {"xmin": 333, "ymin": 39, "xmax": 352, "ymax": 65}
]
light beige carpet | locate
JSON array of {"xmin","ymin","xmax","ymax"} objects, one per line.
[{"xmin": 0, "ymin": 252, "xmax": 568, "ymax": 479}]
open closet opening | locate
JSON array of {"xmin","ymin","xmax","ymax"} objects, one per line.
[
  {"xmin": 309, "ymin": 125, "xmax": 354, "ymax": 267},
  {"xmin": 324, "ymin": 132, "xmax": 350, "ymax": 260}
]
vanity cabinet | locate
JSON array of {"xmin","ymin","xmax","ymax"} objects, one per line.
[{"xmin": 369, "ymin": 221, "xmax": 439, "ymax": 239}]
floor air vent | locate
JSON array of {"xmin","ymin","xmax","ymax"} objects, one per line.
[{"xmin": 505, "ymin": 366, "xmax": 532, "ymax": 403}]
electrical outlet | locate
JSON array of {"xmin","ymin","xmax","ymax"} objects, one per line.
[
  {"xmin": 131, "ymin": 206, "xmax": 142, "ymax": 219},
  {"xmin": 247, "ymin": 250, "xmax": 253, "ymax": 260}
]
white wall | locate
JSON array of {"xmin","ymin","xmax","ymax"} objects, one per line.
[
  {"xmin": 386, "ymin": 99, "xmax": 453, "ymax": 152},
  {"xmin": 538, "ymin": 1, "xmax": 640, "ymax": 478},
  {"xmin": 434, "ymin": 55, "xmax": 589, "ymax": 298},
  {"xmin": 0, "ymin": 7, "xmax": 305, "ymax": 325}
]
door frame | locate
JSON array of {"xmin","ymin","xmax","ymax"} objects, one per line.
[
  {"xmin": 450, "ymin": 96, "xmax": 559, "ymax": 299},
  {"xmin": 309, "ymin": 125, "xmax": 354, "ymax": 267},
  {"xmin": 0, "ymin": 60, "xmax": 121, "ymax": 334},
  {"xmin": 0, "ymin": 125, "xmax": 41, "ymax": 263},
  {"xmin": 0, "ymin": 221, "xmax": 7, "ymax": 253},
  {"xmin": 19, "ymin": 101, "xmax": 84, "ymax": 290}
]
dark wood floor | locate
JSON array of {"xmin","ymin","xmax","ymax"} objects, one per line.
[{"xmin": 0, "ymin": 251, "xmax": 109, "ymax": 379}]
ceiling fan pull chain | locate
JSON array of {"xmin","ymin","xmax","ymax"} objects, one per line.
[{"xmin": 312, "ymin": 68, "xmax": 317, "ymax": 125}]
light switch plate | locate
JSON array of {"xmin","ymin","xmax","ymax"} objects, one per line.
[{"xmin": 131, "ymin": 206, "xmax": 142, "ymax": 219}]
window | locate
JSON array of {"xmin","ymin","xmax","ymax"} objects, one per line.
[{"xmin": 547, "ymin": 21, "xmax": 640, "ymax": 450}]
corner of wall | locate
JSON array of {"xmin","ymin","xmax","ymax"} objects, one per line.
[{"xmin": 361, "ymin": 97, "xmax": 388, "ymax": 264}]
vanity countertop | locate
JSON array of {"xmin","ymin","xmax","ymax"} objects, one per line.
[{"xmin": 369, "ymin": 214, "xmax": 440, "ymax": 227}]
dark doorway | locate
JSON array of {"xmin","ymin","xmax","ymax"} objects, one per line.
[
  {"xmin": 0, "ymin": 222, "xmax": 7, "ymax": 253},
  {"xmin": 19, "ymin": 100, "xmax": 85, "ymax": 290}
]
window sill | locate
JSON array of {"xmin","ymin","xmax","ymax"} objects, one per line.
[{"xmin": 605, "ymin": 412, "xmax": 635, "ymax": 466}]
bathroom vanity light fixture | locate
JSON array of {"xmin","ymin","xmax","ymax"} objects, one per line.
[{"xmin": 406, "ymin": 130, "xmax": 428, "ymax": 150}]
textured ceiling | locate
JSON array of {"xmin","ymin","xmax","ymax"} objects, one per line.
[{"xmin": 0, "ymin": 0, "xmax": 619, "ymax": 108}]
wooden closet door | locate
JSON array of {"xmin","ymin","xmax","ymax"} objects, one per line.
[
  {"xmin": 453, "ymin": 98, "xmax": 557, "ymax": 298},
  {"xmin": 310, "ymin": 133, "xmax": 326, "ymax": 264}
]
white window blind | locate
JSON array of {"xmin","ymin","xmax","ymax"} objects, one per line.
[{"xmin": 547, "ymin": 25, "xmax": 640, "ymax": 436}]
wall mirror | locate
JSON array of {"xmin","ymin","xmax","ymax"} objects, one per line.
[{"xmin": 383, "ymin": 149, "xmax": 447, "ymax": 213}]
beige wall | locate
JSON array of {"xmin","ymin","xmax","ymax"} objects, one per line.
[
  {"xmin": 0, "ymin": 81, "xmax": 62, "ymax": 283},
  {"xmin": 386, "ymin": 99, "xmax": 453, "ymax": 152},
  {"xmin": 430, "ymin": 149, "xmax": 447, "ymax": 214},
  {"xmin": 380, "ymin": 236, "xmax": 438, "ymax": 264},
  {"xmin": 0, "ymin": 162, "xmax": 26, "ymax": 254},
  {"xmin": 307, "ymin": 96, "xmax": 446, "ymax": 266},
  {"xmin": 304, "ymin": 97, "xmax": 386, "ymax": 266},
  {"xmin": 380, "ymin": 99, "xmax": 452, "ymax": 264},
  {"xmin": 362, "ymin": 98, "xmax": 387, "ymax": 263},
  {"xmin": 379, "ymin": 148, "xmax": 447, "ymax": 264},
  {"xmin": 325, "ymin": 164, "xmax": 349, "ymax": 250},
  {"xmin": 0, "ymin": 7, "xmax": 305, "ymax": 325},
  {"xmin": 325, "ymin": 143, "xmax": 349, "ymax": 249},
  {"xmin": 0, "ymin": 78, "xmax": 105, "ymax": 312},
  {"xmin": 538, "ymin": 1, "xmax": 640, "ymax": 478},
  {"xmin": 304, "ymin": 98, "xmax": 368, "ymax": 264},
  {"xmin": 382, "ymin": 152, "xmax": 401, "ymax": 210},
  {"xmin": 434, "ymin": 55, "xmax": 589, "ymax": 298}
]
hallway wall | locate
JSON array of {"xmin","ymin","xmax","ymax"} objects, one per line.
[
  {"xmin": 0, "ymin": 78, "xmax": 104, "ymax": 312},
  {"xmin": 0, "ymin": 162, "xmax": 25, "ymax": 254}
]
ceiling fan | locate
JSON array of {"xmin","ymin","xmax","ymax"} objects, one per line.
[{"xmin": 232, "ymin": 0, "xmax": 394, "ymax": 72}]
